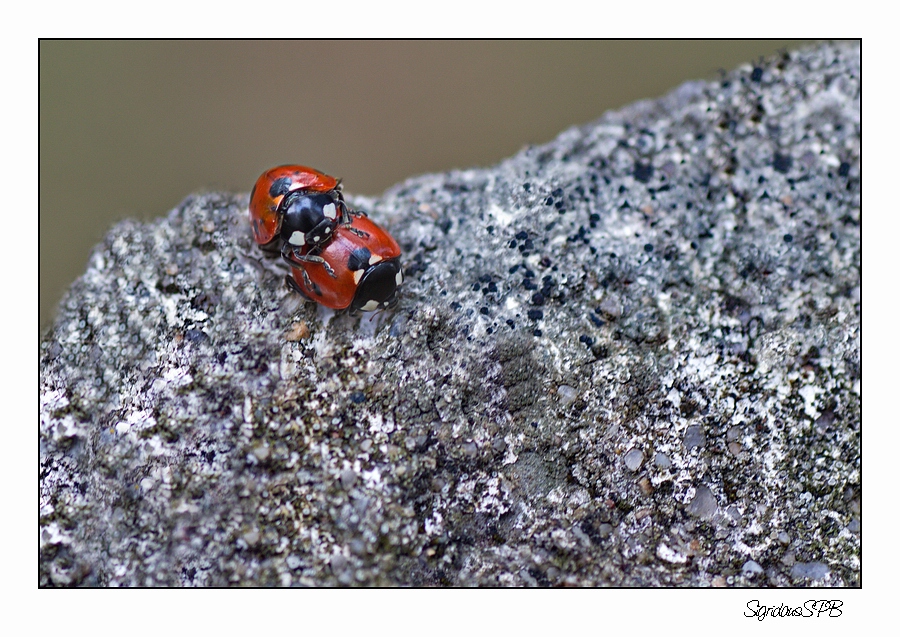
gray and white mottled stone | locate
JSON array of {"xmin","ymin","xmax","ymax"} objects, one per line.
[{"xmin": 40, "ymin": 41, "xmax": 859, "ymax": 587}]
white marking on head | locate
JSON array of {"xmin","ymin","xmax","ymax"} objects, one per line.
[
  {"xmin": 395, "ymin": 270, "xmax": 403, "ymax": 285},
  {"xmin": 353, "ymin": 270, "xmax": 364, "ymax": 284},
  {"xmin": 312, "ymin": 235, "xmax": 321, "ymax": 243},
  {"xmin": 369, "ymin": 254, "xmax": 383, "ymax": 266},
  {"xmin": 361, "ymin": 300, "xmax": 380, "ymax": 312},
  {"xmin": 323, "ymin": 202, "xmax": 337, "ymax": 220},
  {"xmin": 325, "ymin": 227, "xmax": 332, "ymax": 234},
  {"xmin": 289, "ymin": 231, "xmax": 305, "ymax": 246}
]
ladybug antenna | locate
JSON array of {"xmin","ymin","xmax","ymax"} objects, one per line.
[{"xmin": 368, "ymin": 304, "xmax": 391, "ymax": 323}]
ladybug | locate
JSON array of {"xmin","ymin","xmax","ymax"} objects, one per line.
[
  {"xmin": 285, "ymin": 213, "xmax": 403, "ymax": 312},
  {"xmin": 249, "ymin": 165, "xmax": 352, "ymax": 255},
  {"xmin": 250, "ymin": 165, "xmax": 403, "ymax": 312}
]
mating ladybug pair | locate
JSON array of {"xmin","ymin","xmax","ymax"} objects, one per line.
[{"xmin": 249, "ymin": 165, "xmax": 403, "ymax": 312}]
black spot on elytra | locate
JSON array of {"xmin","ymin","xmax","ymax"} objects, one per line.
[
  {"xmin": 347, "ymin": 247, "xmax": 372, "ymax": 271},
  {"xmin": 269, "ymin": 177, "xmax": 293, "ymax": 199}
]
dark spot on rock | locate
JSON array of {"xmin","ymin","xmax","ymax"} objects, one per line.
[
  {"xmin": 683, "ymin": 425, "xmax": 706, "ymax": 450},
  {"xmin": 773, "ymin": 153, "xmax": 793, "ymax": 174},
  {"xmin": 634, "ymin": 163, "xmax": 654, "ymax": 183},
  {"xmin": 185, "ymin": 329, "xmax": 207, "ymax": 343}
]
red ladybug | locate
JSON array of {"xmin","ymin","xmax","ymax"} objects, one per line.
[
  {"xmin": 249, "ymin": 165, "xmax": 350, "ymax": 253},
  {"xmin": 285, "ymin": 214, "xmax": 403, "ymax": 312},
  {"xmin": 250, "ymin": 165, "xmax": 403, "ymax": 312}
]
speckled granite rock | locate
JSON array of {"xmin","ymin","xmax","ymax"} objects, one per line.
[{"xmin": 40, "ymin": 41, "xmax": 860, "ymax": 587}]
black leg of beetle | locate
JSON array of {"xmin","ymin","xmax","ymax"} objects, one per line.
[
  {"xmin": 336, "ymin": 200, "xmax": 354, "ymax": 225},
  {"xmin": 300, "ymin": 268, "xmax": 315, "ymax": 291},
  {"xmin": 285, "ymin": 274, "xmax": 312, "ymax": 300},
  {"xmin": 339, "ymin": 198, "xmax": 367, "ymax": 219},
  {"xmin": 286, "ymin": 267, "xmax": 324, "ymax": 297},
  {"xmin": 281, "ymin": 242, "xmax": 301, "ymax": 268},
  {"xmin": 289, "ymin": 253, "xmax": 337, "ymax": 278},
  {"xmin": 280, "ymin": 242, "xmax": 326, "ymax": 268},
  {"xmin": 280, "ymin": 242, "xmax": 336, "ymax": 278},
  {"xmin": 345, "ymin": 225, "xmax": 370, "ymax": 239}
]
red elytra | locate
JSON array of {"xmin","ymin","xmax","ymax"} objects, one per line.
[
  {"xmin": 286, "ymin": 214, "xmax": 403, "ymax": 312},
  {"xmin": 249, "ymin": 165, "xmax": 340, "ymax": 247}
]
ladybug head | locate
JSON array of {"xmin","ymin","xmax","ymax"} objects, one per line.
[
  {"xmin": 279, "ymin": 192, "xmax": 345, "ymax": 250},
  {"xmin": 351, "ymin": 259, "xmax": 403, "ymax": 313}
]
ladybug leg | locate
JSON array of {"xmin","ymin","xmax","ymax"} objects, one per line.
[
  {"xmin": 337, "ymin": 198, "xmax": 368, "ymax": 220},
  {"xmin": 281, "ymin": 242, "xmax": 299, "ymax": 264},
  {"xmin": 337, "ymin": 200, "xmax": 355, "ymax": 225},
  {"xmin": 334, "ymin": 199, "xmax": 369, "ymax": 236},
  {"xmin": 290, "ymin": 253, "xmax": 337, "ymax": 279},
  {"xmin": 345, "ymin": 225, "xmax": 370, "ymax": 239},
  {"xmin": 286, "ymin": 266, "xmax": 325, "ymax": 299},
  {"xmin": 280, "ymin": 242, "xmax": 321, "ymax": 269},
  {"xmin": 281, "ymin": 243, "xmax": 303, "ymax": 269},
  {"xmin": 280, "ymin": 243, "xmax": 336, "ymax": 278},
  {"xmin": 285, "ymin": 274, "xmax": 313, "ymax": 300}
]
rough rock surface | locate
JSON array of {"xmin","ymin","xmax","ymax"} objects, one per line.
[{"xmin": 40, "ymin": 41, "xmax": 860, "ymax": 587}]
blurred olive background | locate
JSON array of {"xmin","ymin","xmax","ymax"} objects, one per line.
[{"xmin": 40, "ymin": 40, "xmax": 811, "ymax": 332}]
